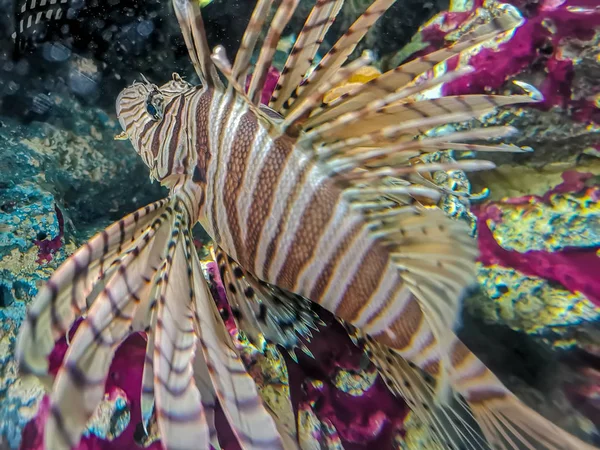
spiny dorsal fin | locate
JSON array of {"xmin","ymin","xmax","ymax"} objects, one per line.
[
  {"xmin": 247, "ymin": 0, "xmax": 301, "ymax": 105},
  {"xmin": 231, "ymin": 0, "xmax": 276, "ymax": 84},
  {"xmin": 303, "ymin": 91, "xmax": 541, "ymax": 145},
  {"xmin": 188, "ymin": 239, "xmax": 290, "ymax": 450},
  {"xmin": 366, "ymin": 337, "xmax": 491, "ymax": 450},
  {"xmin": 269, "ymin": 0, "xmax": 345, "ymax": 112},
  {"xmin": 16, "ymin": 199, "xmax": 169, "ymax": 383},
  {"xmin": 152, "ymin": 207, "xmax": 210, "ymax": 450},
  {"xmin": 368, "ymin": 334, "xmax": 599, "ymax": 450},
  {"xmin": 44, "ymin": 202, "xmax": 177, "ymax": 450},
  {"xmin": 172, "ymin": 0, "xmax": 221, "ymax": 88},
  {"xmin": 211, "ymin": 45, "xmax": 277, "ymax": 129},
  {"xmin": 284, "ymin": 0, "xmax": 397, "ymax": 113}
]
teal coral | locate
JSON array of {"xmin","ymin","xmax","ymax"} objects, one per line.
[
  {"xmin": 82, "ymin": 390, "xmax": 131, "ymax": 441},
  {"xmin": 0, "ymin": 90, "xmax": 163, "ymax": 449}
]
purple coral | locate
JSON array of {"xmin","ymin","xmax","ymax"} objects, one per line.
[
  {"xmin": 20, "ymin": 325, "xmax": 163, "ymax": 450},
  {"xmin": 418, "ymin": 0, "xmax": 600, "ymax": 124},
  {"xmin": 245, "ymin": 66, "xmax": 281, "ymax": 105},
  {"xmin": 33, "ymin": 206, "xmax": 64, "ymax": 264},
  {"xmin": 473, "ymin": 171, "xmax": 600, "ymax": 307}
]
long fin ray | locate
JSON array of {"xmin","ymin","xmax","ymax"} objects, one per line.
[
  {"xmin": 285, "ymin": 0, "xmax": 397, "ymax": 113},
  {"xmin": 191, "ymin": 343, "xmax": 221, "ymax": 449},
  {"xmin": 247, "ymin": 0, "xmax": 301, "ymax": 105},
  {"xmin": 212, "ymin": 246, "xmax": 320, "ymax": 353},
  {"xmin": 188, "ymin": 235, "xmax": 291, "ymax": 450},
  {"xmin": 269, "ymin": 0, "xmax": 345, "ymax": 112},
  {"xmin": 307, "ymin": 8, "xmax": 523, "ymax": 127},
  {"xmin": 171, "ymin": 0, "xmax": 221, "ymax": 87},
  {"xmin": 304, "ymin": 93, "xmax": 539, "ymax": 145},
  {"xmin": 153, "ymin": 206, "xmax": 210, "ymax": 450},
  {"xmin": 16, "ymin": 199, "xmax": 169, "ymax": 382},
  {"xmin": 43, "ymin": 204, "xmax": 174, "ymax": 450},
  {"xmin": 366, "ymin": 337, "xmax": 595, "ymax": 450},
  {"xmin": 231, "ymin": 0, "xmax": 276, "ymax": 84},
  {"xmin": 368, "ymin": 336, "xmax": 597, "ymax": 450},
  {"xmin": 140, "ymin": 304, "xmax": 158, "ymax": 435}
]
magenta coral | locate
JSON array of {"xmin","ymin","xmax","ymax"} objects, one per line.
[
  {"xmin": 473, "ymin": 171, "xmax": 600, "ymax": 307},
  {"xmin": 34, "ymin": 206, "xmax": 64, "ymax": 264},
  {"xmin": 20, "ymin": 322, "xmax": 162, "ymax": 450},
  {"xmin": 418, "ymin": 0, "xmax": 600, "ymax": 123},
  {"xmin": 244, "ymin": 66, "xmax": 281, "ymax": 105}
]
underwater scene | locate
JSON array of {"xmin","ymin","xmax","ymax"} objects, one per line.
[{"xmin": 1, "ymin": 0, "xmax": 599, "ymax": 449}]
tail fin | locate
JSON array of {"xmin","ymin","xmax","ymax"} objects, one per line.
[
  {"xmin": 16, "ymin": 193, "xmax": 288, "ymax": 450},
  {"xmin": 366, "ymin": 337, "xmax": 598, "ymax": 450}
]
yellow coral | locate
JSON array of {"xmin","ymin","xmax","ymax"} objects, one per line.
[{"xmin": 472, "ymin": 264, "xmax": 600, "ymax": 336}]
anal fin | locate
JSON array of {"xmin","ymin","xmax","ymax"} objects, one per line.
[{"xmin": 212, "ymin": 246, "xmax": 322, "ymax": 355}]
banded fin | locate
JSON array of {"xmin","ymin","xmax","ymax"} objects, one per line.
[
  {"xmin": 269, "ymin": 0, "xmax": 344, "ymax": 112},
  {"xmin": 247, "ymin": 0, "xmax": 301, "ymax": 105},
  {"xmin": 188, "ymin": 239, "xmax": 291, "ymax": 450},
  {"xmin": 212, "ymin": 246, "xmax": 321, "ymax": 356},
  {"xmin": 17, "ymin": 190, "xmax": 287, "ymax": 449},
  {"xmin": 211, "ymin": 45, "xmax": 277, "ymax": 128},
  {"xmin": 303, "ymin": 92, "xmax": 540, "ymax": 145},
  {"xmin": 322, "ymin": 126, "xmax": 522, "ymax": 175},
  {"xmin": 191, "ymin": 344, "xmax": 221, "ymax": 449},
  {"xmin": 366, "ymin": 337, "xmax": 598, "ymax": 450},
  {"xmin": 41, "ymin": 201, "xmax": 177, "ymax": 449},
  {"xmin": 366, "ymin": 338, "xmax": 490, "ymax": 450},
  {"xmin": 285, "ymin": 0, "xmax": 397, "ymax": 114},
  {"xmin": 140, "ymin": 306, "xmax": 157, "ymax": 434},
  {"xmin": 171, "ymin": 0, "xmax": 221, "ymax": 87},
  {"xmin": 231, "ymin": 0, "xmax": 276, "ymax": 84},
  {"xmin": 302, "ymin": 7, "xmax": 523, "ymax": 127},
  {"xmin": 151, "ymin": 206, "xmax": 210, "ymax": 450},
  {"xmin": 16, "ymin": 198, "xmax": 169, "ymax": 385}
]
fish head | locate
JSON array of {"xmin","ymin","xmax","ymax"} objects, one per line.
[{"xmin": 116, "ymin": 73, "xmax": 194, "ymax": 180}]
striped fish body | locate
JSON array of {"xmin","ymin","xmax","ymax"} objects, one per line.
[
  {"xmin": 13, "ymin": 0, "xmax": 70, "ymax": 53},
  {"xmin": 200, "ymin": 92, "xmax": 450, "ymax": 371},
  {"xmin": 119, "ymin": 77, "xmax": 477, "ymax": 403}
]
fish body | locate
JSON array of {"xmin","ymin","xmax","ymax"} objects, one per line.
[{"xmin": 16, "ymin": 0, "xmax": 599, "ymax": 450}]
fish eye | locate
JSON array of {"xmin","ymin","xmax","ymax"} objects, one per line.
[{"xmin": 146, "ymin": 89, "xmax": 164, "ymax": 121}]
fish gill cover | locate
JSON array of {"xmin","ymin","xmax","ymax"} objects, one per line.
[{"xmin": 0, "ymin": 0, "xmax": 599, "ymax": 449}]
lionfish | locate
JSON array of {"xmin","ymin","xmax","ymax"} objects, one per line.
[{"xmin": 15, "ymin": 0, "xmax": 597, "ymax": 449}]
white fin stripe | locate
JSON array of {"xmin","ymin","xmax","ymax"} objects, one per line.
[
  {"xmin": 214, "ymin": 94, "xmax": 248, "ymax": 258},
  {"xmin": 236, "ymin": 127, "xmax": 272, "ymax": 244},
  {"xmin": 293, "ymin": 201, "xmax": 356, "ymax": 296},
  {"xmin": 254, "ymin": 150, "xmax": 311, "ymax": 279},
  {"xmin": 364, "ymin": 285, "xmax": 413, "ymax": 336}
]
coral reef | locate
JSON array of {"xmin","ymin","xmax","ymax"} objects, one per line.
[
  {"xmin": 0, "ymin": 90, "xmax": 163, "ymax": 449},
  {"xmin": 473, "ymin": 171, "xmax": 600, "ymax": 321},
  {"xmin": 391, "ymin": 0, "xmax": 600, "ymax": 171}
]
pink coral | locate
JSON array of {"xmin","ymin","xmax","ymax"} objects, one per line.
[
  {"xmin": 20, "ymin": 322, "xmax": 162, "ymax": 450},
  {"xmin": 244, "ymin": 66, "xmax": 281, "ymax": 105},
  {"xmin": 34, "ymin": 206, "xmax": 64, "ymax": 264},
  {"xmin": 417, "ymin": 0, "xmax": 600, "ymax": 123},
  {"xmin": 473, "ymin": 171, "xmax": 600, "ymax": 307}
]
